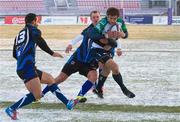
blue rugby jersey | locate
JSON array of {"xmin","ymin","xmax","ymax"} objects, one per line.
[
  {"xmin": 13, "ymin": 24, "xmax": 54, "ymax": 71},
  {"xmin": 71, "ymin": 24, "xmax": 94, "ymax": 63}
]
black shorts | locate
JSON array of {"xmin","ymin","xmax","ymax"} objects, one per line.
[
  {"xmin": 17, "ymin": 65, "xmax": 43, "ymax": 84},
  {"xmin": 61, "ymin": 59, "xmax": 93, "ymax": 77},
  {"xmin": 85, "ymin": 48, "xmax": 113, "ymax": 69}
]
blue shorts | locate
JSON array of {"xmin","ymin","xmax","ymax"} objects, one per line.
[
  {"xmin": 17, "ymin": 64, "xmax": 42, "ymax": 83},
  {"xmin": 85, "ymin": 48, "xmax": 113, "ymax": 69}
]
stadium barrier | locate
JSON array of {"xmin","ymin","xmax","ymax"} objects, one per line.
[
  {"xmin": 153, "ymin": 16, "xmax": 168, "ymax": 25},
  {"xmin": 4, "ymin": 16, "xmax": 41, "ymax": 24},
  {"xmin": 41, "ymin": 16, "xmax": 77, "ymax": 25},
  {"xmin": 0, "ymin": 17, "xmax": 3, "ymax": 24},
  {"xmin": 125, "ymin": 15, "xmax": 153, "ymax": 24},
  {"xmin": 1, "ymin": 16, "xmax": 180, "ymax": 25},
  {"xmin": 172, "ymin": 16, "xmax": 180, "ymax": 25}
]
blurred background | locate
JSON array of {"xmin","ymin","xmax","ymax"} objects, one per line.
[{"xmin": 0, "ymin": 0, "xmax": 180, "ymax": 25}]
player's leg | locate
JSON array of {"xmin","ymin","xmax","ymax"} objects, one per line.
[
  {"xmin": 42, "ymin": 61, "xmax": 75, "ymax": 96},
  {"xmin": 41, "ymin": 62, "xmax": 79, "ymax": 110},
  {"xmin": 105, "ymin": 59, "xmax": 135, "ymax": 98},
  {"xmin": 40, "ymin": 72, "xmax": 69, "ymax": 104},
  {"xmin": 5, "ymin": 67, "xmax": 43, "ymax": 120},
  {"xmin": 77, "ymin": 48, "xmax": 98, "ymax": 97},
  {"xmin": 93, "ymin": 64, "xmax": 110, "ymax": 98},
  {"xmin": 77, "ymin": 70, "xmax": 98, "ymax": 97},
  {"xmin": 5, "ymin": 77, "xmax": 41, "ymax": 120},
  {"xmin": 42, "ymin": 72, "xmax": 69, "ymax": 95}
]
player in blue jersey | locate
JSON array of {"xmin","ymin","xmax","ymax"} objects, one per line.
[
  {"xmin": 42, "ymin": 10, "xmax": 101, "ymax": 102},
  {"xmin": 87, "ymin": 7, "xmax": 135, "ymax": 99},
  {"xmin": 5, "ymin": 13, "xmax": 78, "ymax": 120}
]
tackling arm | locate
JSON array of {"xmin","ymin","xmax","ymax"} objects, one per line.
[{"xmin": 33, "ymin": 30, "xmax": 54, "ymax": 55}]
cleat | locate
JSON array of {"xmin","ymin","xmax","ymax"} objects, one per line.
[
  {"xmin": 66, "ymin": 99, "xmax": 79, "ymax": 110},
  {"xmin": 5, "ymin": 107, "xmax": 18, "ymax": 120},
  {"xmin": 32, "ymin": 99, "xmax": 40, "ymax": 104},
  {"xmin": 122, "ymin": 88, "xmax": 135, "ymax": 98},
  {"xmin": 93, "ymin": 88, "xmax": 104, "ymax": 99},
  {"xmin": 77, "ymin": 96, "xmax": 87, "ymax": 103}
]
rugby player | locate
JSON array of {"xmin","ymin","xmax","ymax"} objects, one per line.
[
  {"xmin": 42, "ymin": 10, "xmax": 101, "ymax": 102},
  {"xmin": 5, "ymin": 13, "xmax": 77, "ymax": 120},
  {"xmin": 87, "ymin": 7, "xmax": 136, "ymax": 98}
]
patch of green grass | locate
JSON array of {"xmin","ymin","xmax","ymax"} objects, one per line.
[{"xmin": 1, "ymin": 101, "xmax": 180, "ymax": 113}]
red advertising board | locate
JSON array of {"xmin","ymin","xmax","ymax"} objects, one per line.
[
  {"xmin": 5, "ymin": 16, "xmax": 41, "ymax": 24},
  {"xmin": 78, "ymin": 16, "xmax": 91, "ymax": 25}
]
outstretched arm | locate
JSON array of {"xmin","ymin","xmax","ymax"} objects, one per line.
[
  {"xmin": 65, "ymin": 35, "xmax": 83, "ymax": 53},
  {"xmin": 13, "ymin": 38, "xmax": 17, "ymax": 59},
  {"xmin": 33, "ymin": 30, "xmax": 63, "ymax": 58}
]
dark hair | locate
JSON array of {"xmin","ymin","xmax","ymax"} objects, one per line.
[
  {"xmin": 90, "ymin": 10, "xmax": 100, "ymax": 17},
  {"xmin": 106, "ymin": 7, "xmax": 119, "ymax": 17},
  {"xmin": 25, "ymin": 13, "xmax": 37, "ymax": 24}
]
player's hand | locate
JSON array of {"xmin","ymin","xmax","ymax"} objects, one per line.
[
  {"xmin": 103, "ymin": 45, "xmax": 112, "ymax": 51},
  {"xmin": 116, "ymin": 48, "xmax": 122, "ymax": 56},
  {"xmin": 52, "ymin": 52, "xmax": 63, "ymax": 58},
  {"xmin": 116, "ymin": 31, "xmax": 125, "ymax": 38},
  {"xmin": 65, "ymin": 44, "xmax": 72, "ymax": 53},
  {"xmin": 105, "ymin": 31, "xmax": 115, "ymax": 39},
  {"xmin": 100, "ymin": 38, "xmax": 108, "ymax": 44}
]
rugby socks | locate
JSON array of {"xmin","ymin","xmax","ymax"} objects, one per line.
[
  {"xmin": 49, "ymin": 84, "xmax": 68, "ymax": 105},
  {"xmin": 78, "ymin": 80, "xmax": 94, "ymax": 96},
  {"xmin": 96, "ymin": 74, "xmax": 107, "ymax": 91},
  {"xmin": 113, "ymin": 73, "xmax": 135, "ymax": 98},
  {"xmin": 42, "ymin": 85, "xmax": 50, "ymax": 96},
  {"xmin": 112, "ymin": 73, "xmax": 127, "ymax": 91},
  {"xmin": 10, "ymin": 92, "xmax": 36, "ymax": 111}
]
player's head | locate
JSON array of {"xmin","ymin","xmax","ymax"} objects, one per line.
[
  {"xmin": 106, "ymin": 7, "xmax": 119, "ymax": 25},
  {"xmin": 90, "ymin": 10, "xmax": 100, "ymax": 26},
  {"xmin": 25, "ymin": 13, "xmax": 38, "ymax": 27}
]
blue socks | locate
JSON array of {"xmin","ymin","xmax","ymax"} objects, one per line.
[
  {"xmin": 42, "ymin": 85, "xmax": 50, "ymax": 96},
  {"xmin": 9, "ymin": 84, "xmax": 69, "ymax": 111},
  {"xmin": 78, "ymin": 80, "xmax": 94, "ymax": 96},
  {"xmin": 10, "ymin": 92, "xmax": 36, "ymax": 110},
  {"xmin": 48, "ymin": 84, "xmax": 68, "ymax": 105}
]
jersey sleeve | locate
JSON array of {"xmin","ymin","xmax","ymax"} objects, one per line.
[
  {"xmin": 69, "ymin": 35, "xmax": 83, "ymax": 45},
  {"xmin": 117, "ymin": 18, "xmax": 128, "ymax": 39},
  {"xmin": 13, "ymin": 37, "xmax": 17, "ymax": 59},
  {"xmin": 32, "ymin": 28, "xmax": 54, "ymax": 55},
  {"xmin": 94, "ymin": 17, "xmax": 108, "ymax": 34}
]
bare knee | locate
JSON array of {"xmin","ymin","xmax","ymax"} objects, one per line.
[
  {"xmin": 41, "ymin": 72, "xmax": 55, "ymax": 85},
  {"xmin": 106, "ymin": 60, "xmax": 119, "ymax": 74},
  {"xmin": 112, "ymin": 63, "xmax": 119, "ymax": 74},
  {"xmin": 101, "ymin": 67, "xmax": 111, "ymax": 77},
  {"xmin": 55, "ymin": 72, "xmax": 68, "ymax": 84},
  {"xmin": 87, "ymin": 70, "xmax": 97, "ymax": 82}
]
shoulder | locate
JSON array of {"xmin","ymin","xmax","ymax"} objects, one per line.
[
  {"xmin": 31, "ymin": 27, "xmax": 41, "ymax": 37},
  {"xmin": 81, "ymin": 24, "xmax": 94, "ymax": 35},
  {"xmin": 117, "ymin": 18, "xmax": 125, "ymax": 24},
  {"xmin": 95, "ymin": 17, "xmax": 108, "ymax": 33}
]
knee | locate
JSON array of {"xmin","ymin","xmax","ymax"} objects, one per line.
[
  {"xmin": 87, "ymin": 71, "xmax": 97, "ymax": 82},
  {"xmin": 101, "ymin": 69, "xmax": 110, "ymax": 76},
  {"xmin": 55, "ymin": 73, "xmax": 68, "ymax": 84},
  {"xmin": 47, "ymin": 73, "xmax": 56, "ymax": 84},
  {"xmin": 111, "ymin": 63, "xmax": 119, "ymax": 74}
]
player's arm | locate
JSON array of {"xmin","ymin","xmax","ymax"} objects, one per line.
[
  {"xmin": 33, "ymin": 29, "xmax": 63, "ymax": 58},
  {"xmin": 87, "ymin": 27, "xmax": 107, "ymax": 47},
  {"xmin": 116, "ymin": 39, "xmax": 122, "ymax": 56},
  {"xmin": 121, "ymin": 20, "xmax": 128, "ymax": 39},
  {"xmin": 13, "ymin": 38, "xmax": 17, "ymax": 59},
  {"xmin": 65, "ymin": 34, "xmax": 83, "ymax": 53}
]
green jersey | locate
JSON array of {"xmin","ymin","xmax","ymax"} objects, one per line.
[{"xmin": 95, "ymin": 17, "xmax": 127, "ymax": 34}]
